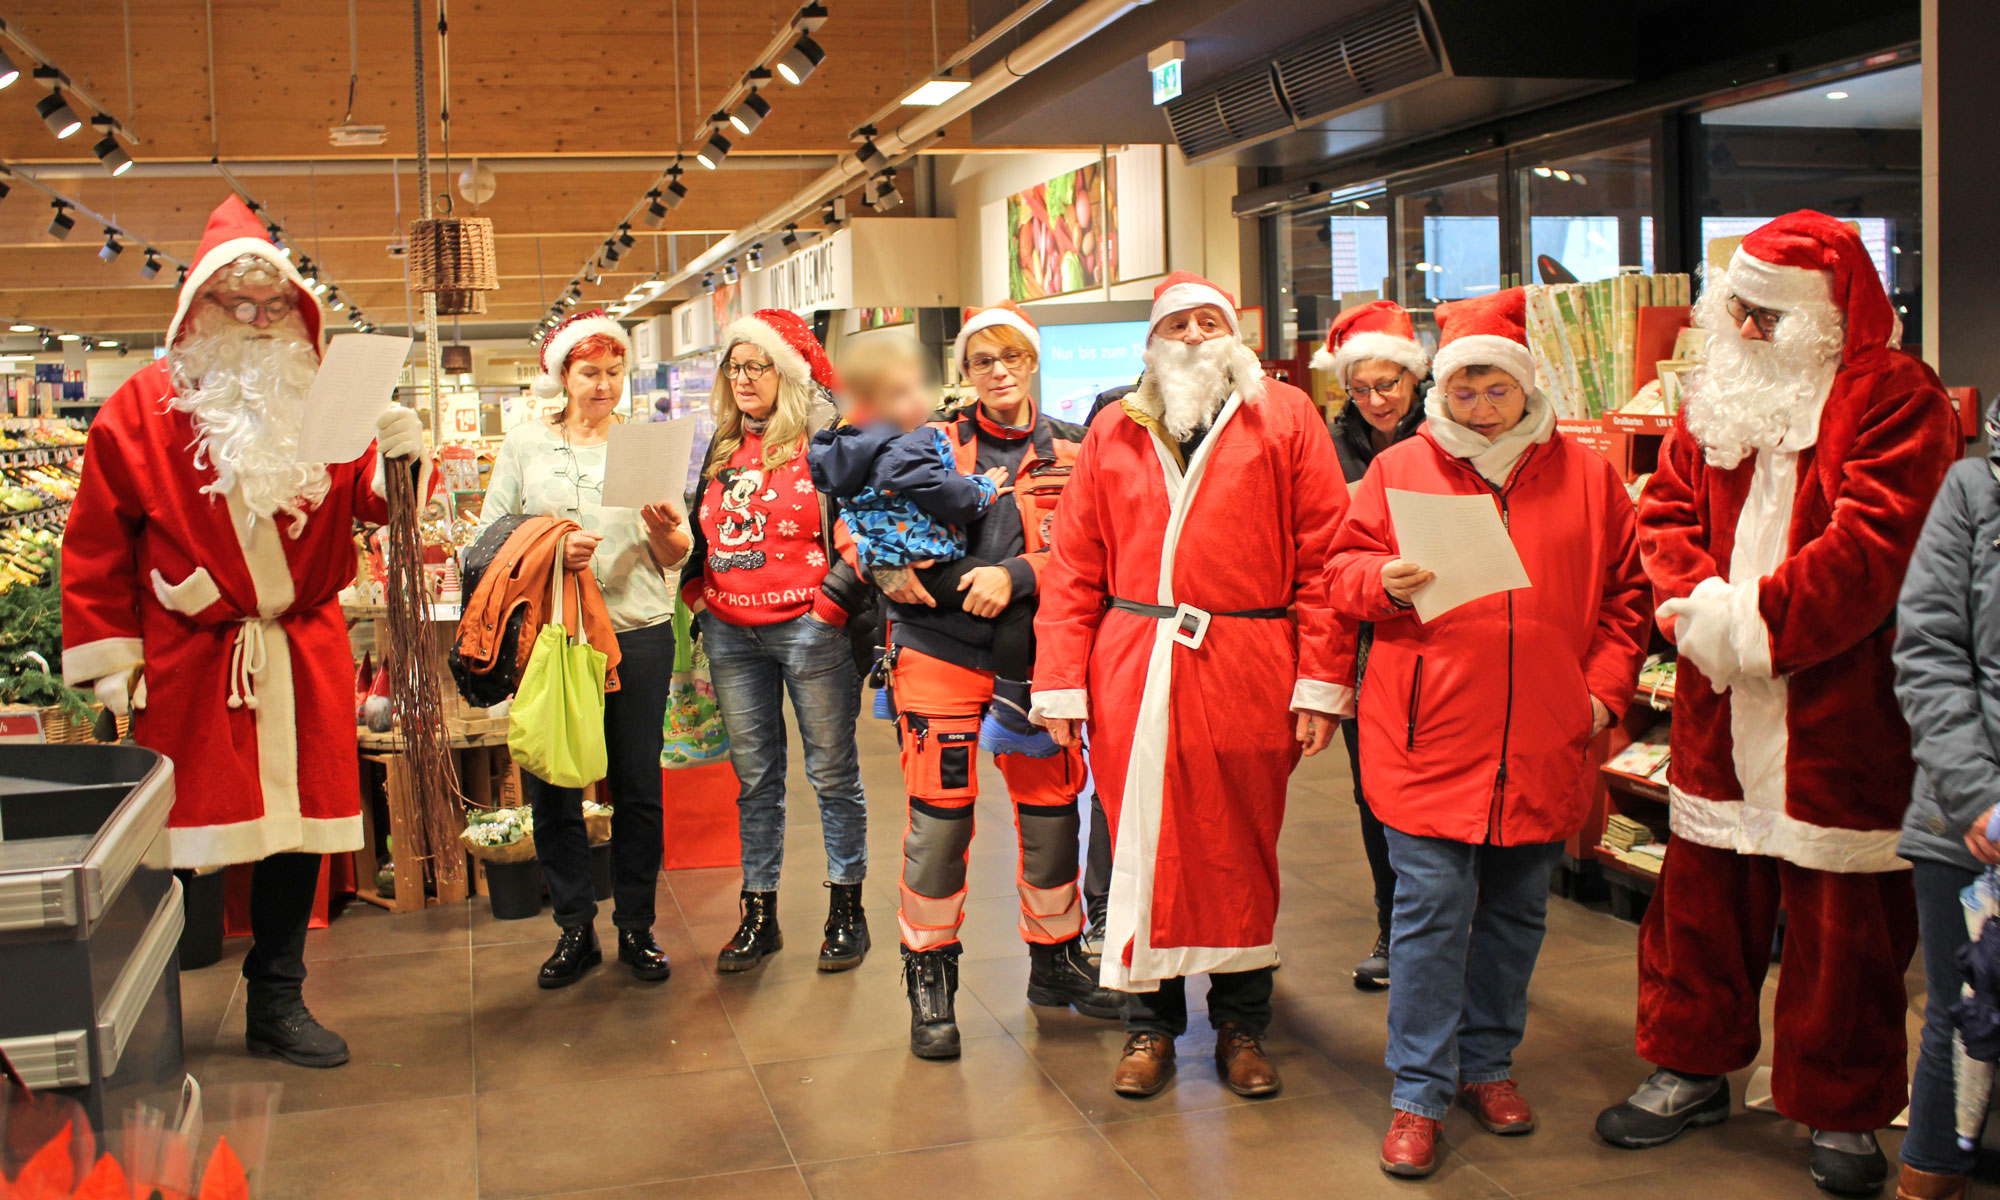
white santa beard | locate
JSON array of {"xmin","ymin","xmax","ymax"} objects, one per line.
[
  {"xmin": 1682, "ymin": 283, "xmax": 1842, "ymax": 470},
  {"xmin": 1143, "ymin": 336, "xmax": 1238, "ymax": 441},
  {"xmin": 168, "ymin": 308, "xmax": 330, "ymax": 527}
]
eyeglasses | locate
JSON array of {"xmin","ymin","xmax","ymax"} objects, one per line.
[
  {"xmin": 1726, "ymin": 295, "xmax": 1783, "ymax": 337},
  {"xmin": 965, "ymin": 350, "xmax": 1029, "ymax": 377},
  {"xmin": 1446, "ymin": 382, "xmax": 1522, "ymax": 410},
  {"xmin": 722, "ymin": 359, "xmax": 775, "ymax": 381},
  {"xmin": 212, "ymin": 294, "xmax": 295, "ymax": 325},
  {"xmin": 1347, "ymin": 378, "xmax": 1406, "ymax": 400}
]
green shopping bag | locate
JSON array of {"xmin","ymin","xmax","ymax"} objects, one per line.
[
  {"xmin": 507, "ymin": 550, "xmax": 609, "ymax": 789},
  {"xmin": 661, "ymin": 599, "xmax": 730, "ymax": 768}
]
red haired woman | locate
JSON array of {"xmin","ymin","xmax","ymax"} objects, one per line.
[{"xmin": 474, "ymin": 311, "xmax": 691, "ymax": 988}]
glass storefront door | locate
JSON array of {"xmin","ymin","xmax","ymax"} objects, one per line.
[
  {"xmin": 1396, "ymin": 173, "xmax": 1504, "ymax": 308},
  {"xmin": 1518, "ymin": 139, "xmax": 1656, "ymax": 284}
]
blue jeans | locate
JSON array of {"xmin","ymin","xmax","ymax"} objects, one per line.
[
  {"xmin": 1904, "ymin": 857, "xmax": 1982, "ymax": 1176},
  {"xmin": 702, "ymin": 612, "xmax": 866, "ymax": 891},
  {"xmin": 1382, "ymin": 828, "xmax": 1563, "ymax": 1119}
]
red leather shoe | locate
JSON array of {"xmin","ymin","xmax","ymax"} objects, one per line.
[
  {"xmin": 1460, "ymin": 1078, "xmax": 1536, "ymax": 1135},
  {"xmin": 1380, "ymin": 1110, "xmax": 1442, "ymax": 1177}
]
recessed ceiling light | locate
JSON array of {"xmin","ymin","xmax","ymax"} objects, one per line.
[
  {"xmin": 1826, "ymin": 90, "xmax": 1850, "ymax": 100},
  {"xmin": 56, "ymin": 333, "xmax": 82, "ymax": 342},
  {"xmin": 901, "ymin": 78, "xmax": 970, "ymax": 106},
  {"xmin": 8, "ymin": 324, "xmax": 34, "ymax": 332}
]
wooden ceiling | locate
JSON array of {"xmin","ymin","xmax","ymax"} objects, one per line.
[{"xmin": 0, "ymin": 0, "xmax": 978, "ymax": 342}]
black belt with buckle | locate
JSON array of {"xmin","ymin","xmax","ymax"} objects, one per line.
[{"xmin": 1109, "ymin": 598, "xmax": 1289, "ymax": 620}]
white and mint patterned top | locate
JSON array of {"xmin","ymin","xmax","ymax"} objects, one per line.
[{"xmin": 472, "ymin": 418, "xmax": 680, "ymax": 632}]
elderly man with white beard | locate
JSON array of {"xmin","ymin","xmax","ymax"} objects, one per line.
[
  {"xmin": 1032, "ymin": 271, "xmax": 1355, "ymax": 1100},
  {"xmin": 62, "ymin": 196, "xmax": 427, "ymax": 1069},
  {"xmin": 1594, "ymin": 212, "xmax": 1959, "ymax": 1196}
]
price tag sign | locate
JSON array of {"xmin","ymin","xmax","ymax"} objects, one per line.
[{"xmin": 0, "ymin": 710, "xmax": 46, "ymax": 744}]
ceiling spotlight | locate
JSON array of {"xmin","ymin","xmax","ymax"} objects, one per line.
[
  {"xmin": 730, "ymin": 92, "xmax": 772, "ymax": 136},
  {"xmin": 36, "ymin": 91, "xmax": 81, "ymax": 140},
  {"xmin": 0, "ymin": 178, "xmax": 10, "ymax": 205},
  {"xmin": 139, "ymin": 251, "xmax": 161, "ymax": 279},
  {"xmin": 746, "ymin": 244, "xmax": 764, "ymax": 272},
  {"xmin": 329, "ymin": 289, "xmax": 346, "ymax": 310},
  {"xmin": 697, "ymin": 131, "xmax": 732, "ymax": 169},
  {"xmin": 821, "ymin": 196, "xmax": 847, "ymax": 229},
  {"xmin": 39, "ymin": 333, "xmax": 55, "ymax": 348},
  {"xmin": 602, "ymin": 238, "xmax": 622, "ymax": 265},
  {"xmin": 312, "ymin": 280, "xmax": 328, "ymax": 295},
  {"xmin": 1532, "ymin": 166, "xmax": 1552, "ymax": 178},
  {"xmin": 588, "ymin": 264, "xmax": 605, "ymax": 285},
  {"xmin": 300, "ymin": 260, "xmax": 318, "ymax": 287},
  {"xmin": 781, "ymin": 224, "xmax": 800, "ymax": 251},
  {"xmin": 723, "ymin": 258, "xmax": 740, "ymax": 285},
  {"xmin": 702, "ymin": 272, "xmax": 716, "ymax": 293},
  {"xmin": 0, "ymin": 48, "xmax": 18, "ymax": 90},
  {"xmin": 176, "ymin": 266, "xmax": 187, "ymax": 287},
  {"xmin": 776, "ymin": 34, "xmax": 825, "ymax": 85},
  {"xmin": 1552, "ymin": 169, "xmax": 1571, "ymax": 182},
  {"xmin": 853, "ymin": 140, "xmax": 886, "ymax": 172},
  {"xmin": 901, "ymin": 77, "xmax": 970, "ymax": 106},
  {"xmin": 869, "ymin": 169, "xmax": 903, "ymax": 213},
  {"xmin": 47, "ymin": 203, "xmax": 73, "ymax": 240},
  {"xmin": 98, "ymin": 231, "xmax": 123, "ymax": 262},
  {"xmin": 616, "ymin": 225, "xmax": 636, "ymax": 250},
  {"xmin": 791, "ymin": 2, "xmax": 829, "ymax": 32},
  {"xmin": 663, "ymin": 171, "xmax": 688, "ymax": 209},
  {"xmin": 92, "ymin": 134, "xmax": 132, "ymax": 176},
  {"xmin": 643, "ymin": 190, "xmax": 669, "ymax": 228}
]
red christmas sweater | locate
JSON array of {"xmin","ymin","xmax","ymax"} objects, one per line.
[{"xmin": 690, "ymin": 433, "xmax": 843, "ymax": 627}]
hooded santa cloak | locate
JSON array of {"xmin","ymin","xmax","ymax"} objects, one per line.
[
  {"xmin": 1032, "ymin": 272, "xmax": 1356, "ymax": 991},
  {"xmin": 62, "ymin": 195, "xmax": 422, "ymax": 870}
]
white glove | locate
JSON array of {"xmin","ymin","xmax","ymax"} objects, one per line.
[
  {"xmin": 1659, "ymin": 577, "xmax": 1740, "ymax": 693},
  {"xmin": 375, "ymin": 406, "xmax": 424, "ymax": 460},
  {"xmin": 93, "ymin": 670, "xmax": 131, "ymax": 717}
]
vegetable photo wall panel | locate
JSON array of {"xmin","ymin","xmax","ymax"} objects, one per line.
[{"xmin": 1007, "ymin": 161, "xmax": 1110, "ymax": 302}]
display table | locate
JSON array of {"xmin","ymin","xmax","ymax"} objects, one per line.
[{"xmin": 353, "ymin": 726, "xmax": 508, "ymax": 914}]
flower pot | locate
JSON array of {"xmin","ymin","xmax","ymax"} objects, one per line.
[
  {"xmin": 485, "ymin": 858, "xmax": 544, "ymax": 920},
  {"xmin": 175, "ymin": 867, "xmax": 227, "ymax": 970},
  {"xmin": 590, "ymin": 841, "xmax": 613, "ymax": 902}
]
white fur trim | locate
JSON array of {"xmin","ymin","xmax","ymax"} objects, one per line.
[
  {"xmin": 62, "ymin": 637, "xmax": 144, "ymax": 687},
  {"xmin": 1668, "ymin": 785, "xmax": 1906, "ymax": 874},
  {"xmin": 1430, "ymin": 333, "xmax": 1536, "ymax": 396},
  {"xmin": 1727, "ymin": 247, "xmax": 1836, "ymax": 314},
  {"xmin": 1327, "ymin": 331, "xmax": 1430, "ymax": 388},
  {"xmin": 1029, "ymin": 688, "xmax": 1088, "ymax": 723},
  {"xmin": 149, "ymin": 566, "xmax": 222, "ymax": 617},
  {"xmin": 1149, "ymin": 283, "xmax": 1238, "ymax": 336},
  {"xmin": 168, "ymin": 814, "xmax": 361, "ymax": 872},
  {"xmin": 535, "ymin": 315, "xmax": 631, "ymax": 400},
  {"xmin": 722, "ymin": 314, "xmax": 811, "ymax": 388},
  {"xmin": 1309, "ymin": 346, "xmax": 1337, "ymax": 372},
  {"xmin": 1291, "ymin": 679, "xmax": 1355, "ymax": 718},
  {"xmin": 1731, "ymin": 577, "xmax": 1774, "ymax": 679},
  {"xmin": 167, "ymin": 237, "xmax": 310, "ymax": 349},
  {"xmin": 953, "ymin": 308, "xmax": 1042, "ymax": 369}
]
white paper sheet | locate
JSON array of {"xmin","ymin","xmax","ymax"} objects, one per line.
[
  {"xmin": 296, "ymin": 333, "xmax": 415, "ymax": 463},
  {"xmin": 1383, "ymin": 487, "xmax": 1533, "ymax": 622},
  {"xmin": 600, "ymin": 417, "xmax": 697, "ymax": 509}
]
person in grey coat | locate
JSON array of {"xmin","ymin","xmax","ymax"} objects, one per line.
[{"xmin": 1892, "ymin": 406, "xmax": 1991, "ymax": 1200}]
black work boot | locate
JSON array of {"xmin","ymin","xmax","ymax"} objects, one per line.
[
  {"xmin": 617, "ymin": 928, "xmax": 672, "ymax": 981},
  {"xmin": 1809, "ymin": 1129, "xmax": 1889, "ymax": 1196},
  {"xmin": 1353, "ymin": 927, "xmax": 1390, "ymax": 991},
  {"xmin": 819, "ymin": 882, "xmax": 870, "ymax": 971},
  {"xmin": 902, "ymin": 945, "xmax": 962, "ymax": 1059},
  {"xmin": 1026, "ymin": 935, "xmax": 1122, "ymax": 1020},
  {"xmin": 1596, "ymin": 1069, "xmax": 1730, "ymax": 1148},
  {"xmin": 539, "ymin": 924, "xmax": 602, "ymax": 989},
  {"xmin": 716, "ymin": 890, "xmax": 783, "ymax": 972},
  {"xmin": 245, "ymin": 1000, "xmax": 351, "ymax": 1068}
]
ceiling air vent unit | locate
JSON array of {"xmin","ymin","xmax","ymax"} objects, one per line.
[
  {"xmin": 1274, "ymin": 0, "xmax": 1439, "ymax": 129},
  {"xmin": 1163, "ymin": 62, "xmax": 1290, "ymax": 164}
]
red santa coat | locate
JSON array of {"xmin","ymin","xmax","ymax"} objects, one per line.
[
  {"xmin": 61, "ymin": 358, "xmax": 401, "ymax": 869},
  {"xmin": 1638, "ymin": 353, "xmax": 1958, "ymax": 871},
  {"xmin": 1032, "ymin": 373, "xmax": 1354, "ymax": 991}
]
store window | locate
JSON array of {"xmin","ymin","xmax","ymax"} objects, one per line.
[
  {"xmin": 1519, "ymin": 140, "xmax": 1654, "ymax": 283},
  {"xmin": 1694, "ymin": 61, "xmax": 1920, "ymax": 348},
  {"xmin": 1397, "ymin": 174, "xmax": 1502, "ymax": 305},
  {"xmin": 1277, "ymin": 195, "xmax": 1389, "ymax": 358}
]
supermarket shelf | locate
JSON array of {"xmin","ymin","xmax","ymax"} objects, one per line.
[
  {"xmin": 1601, "ymin": 765, "xmax": 1670, "ymax": 804},
  {"xmin": 1596, "ymin": 845, "xmax": 1663, "ymax": 886},
  {"xmin": 0, "ymin": 499, "xmax": 72, "ymax": 527},
  {"xmin": 0, "ymin": 444, "xmax": 83, "ymax": 465}
]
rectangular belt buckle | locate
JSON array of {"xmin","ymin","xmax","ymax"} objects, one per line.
[{"xmin": 1170, "ymin": 603, "xmax": 1211, "ymax": 650}]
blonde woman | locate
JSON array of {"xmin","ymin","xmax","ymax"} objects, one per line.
[{"xmin": 681, "ymin": 309, "xmax": 872, "ymax": 975}]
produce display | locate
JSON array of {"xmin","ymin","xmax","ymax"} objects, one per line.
[
  {"xmin": 2, "ymin": 461, "xmax": 81, "ymax": 510},
  {"xmin": 1007, "ymin": 161, "xmax": 1107, "ymax": 302},
  {"xmin": 0, "ymin": 527, "xmax": 59, "ymax": 590}
]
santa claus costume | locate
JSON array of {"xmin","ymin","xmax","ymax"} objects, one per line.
[
  {"xmin": 1032, "ymin": 271, "xmax": 1355, "ymax": 1098},
  {"xmin": 62, "ymin": 195, "xmax": 427, "ymax": 1068},
  {"xmin": 1597, "ymin": 211, "xmax": 1960, "ymax": 1196}
]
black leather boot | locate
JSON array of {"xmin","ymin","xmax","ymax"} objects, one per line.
[
  {"xmin": 245, "ymin": 1000, "xmax": 350, "ymax": 1068},
  {"xmin": 716, "ymin": 890, "xmax": 783, "ymax": 972},
  {"xmin": 1026, "ymin": 935, "xmax": 1123, "ymax": 1019},
  {"xmin": 538, "ymin": 924, "xmax": 602, "ymax": 989},
  {"xmin": 618, "ymin": 928, "xmax": 672, "ymax": 981},
  {"xmin": 902, "ymin": 945, "xmax": 962, "ymax": 1059},
  {"xmin": 819, "ymin": 882, "xmax": 870, "ymax": 972}
]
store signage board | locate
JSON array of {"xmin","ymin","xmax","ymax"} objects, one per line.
[
  {"xmin": 767, "ymin": 232, "xmax": 851, "ymax": 315},
  {"xmin": 1148, "ymin": 41, "xmax": 1186, "ymax": 106}
]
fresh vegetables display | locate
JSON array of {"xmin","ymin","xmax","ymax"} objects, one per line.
[
  {"xmin": 1007, "ymin": 161, "xmax": 1107, "ymax": 302},
  {"xmin": 0, "ymin": 540, "xmax": 96, "ymax": 719}
]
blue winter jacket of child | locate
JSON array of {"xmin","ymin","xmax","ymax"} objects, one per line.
[{"xmin": 807, "ymin": 421, "xmax": 998, "ymax": 569}]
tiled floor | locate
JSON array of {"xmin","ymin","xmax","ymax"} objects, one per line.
[{"xmin": 181, "ymin": 717, "xmax": 1947, "ymax": 1198}]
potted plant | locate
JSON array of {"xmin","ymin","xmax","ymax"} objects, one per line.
[
  {"xmin": 461, "ymin": 807, "xmax": 541, "ymax": 919},
  {"xmin": 584, "ymin": 798, "xmax": 614, "ymax": 901}
]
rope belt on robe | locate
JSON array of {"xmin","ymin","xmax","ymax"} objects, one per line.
[{"xmin": 227, "ymin": 616, "xmax": 274, "ymax": 710}]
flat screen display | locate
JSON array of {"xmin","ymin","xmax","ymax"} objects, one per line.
[{"xmin": 1037, "ymin": 319, "xmax": 1149, "ymax": 426}]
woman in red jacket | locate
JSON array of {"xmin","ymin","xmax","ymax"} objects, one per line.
[{"xmin": 1324, "ymin": 288, "xmax": 1650, "ymax": 1178}]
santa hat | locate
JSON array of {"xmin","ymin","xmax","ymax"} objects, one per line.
[
  {"xmin": 167, "ymin": 194, "xmax": 320, "ymax": 349},
  {"xmin": 1726, "ymin": 210, "xmax": 1897, "ymax": 363},
  {"xmin": 531, "ymin": 310, "xmax": 631, "ymax": 399},
  {"xmin": 953, "ymin": 300, "xmax": 1041, "ymax": 369},
  {"xmin": 1313, "ymin": 298, "xmax": 1429, "ymax": 385},
  {"xmin": 723, "ymin": 308, "xmax": 839, "ymax": 394},
  {"xmin": 1429, "ymin": 287, "xmax": 1536, "ymax": 393},
  {"xmin": 1148, "ymin": 270, "xmax": 1239, "ymax": 338}
]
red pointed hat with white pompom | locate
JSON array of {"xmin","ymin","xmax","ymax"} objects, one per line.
[
  {"xmin": 167, "ymin": 194, "xmax": 321, "ymax": 350},
  {"xmin": 1429, "ymin": 286, "xmax": 1536, "ymax": 392},
  {"xmin": 1728, "ymin": 209, "xmax": 1897, "ymax": 364},
  {"xmin": 1314, "ymin": 298, "xmax": 1429, "ymax": 386},
  {"xmin": 532, "ymin": 309, "xmax": 630, "ymax": 399},
  {"xmin": 723, "ymin": 307, "xmax": 840, "ymax": 394},
  {"xmin": 1148, "ymin": 270, "xmax": 1239, "ymax": 337}
]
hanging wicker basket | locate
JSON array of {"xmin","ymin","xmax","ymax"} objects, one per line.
[
  {"xmin": 430, "ymin": 289, "xmax": 488, "ymax": 316},
  {"xmin": 408, "ymin": 196, "xmax": 499, "ymax": 295}
]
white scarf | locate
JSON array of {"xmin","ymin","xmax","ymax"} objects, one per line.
[{"xmin": 1422, "ymin": 383, "xmax": 1556, "ymax": 487}]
